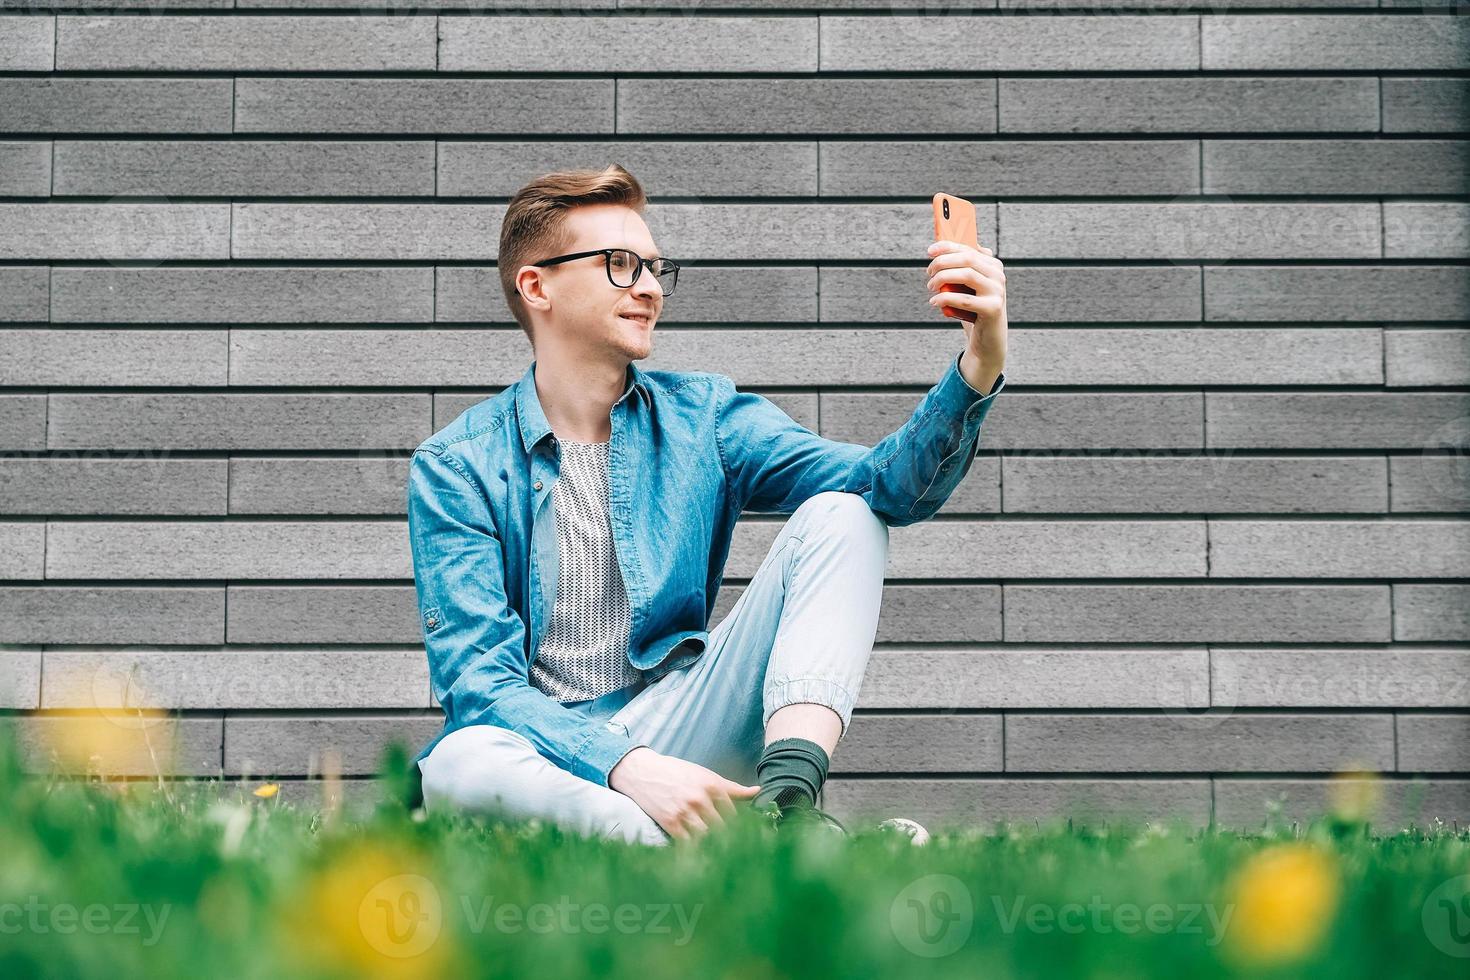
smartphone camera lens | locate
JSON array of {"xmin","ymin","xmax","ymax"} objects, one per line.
[{"xmin": 942, "ymin": 200, "xmax": 950, "ymax": 219}]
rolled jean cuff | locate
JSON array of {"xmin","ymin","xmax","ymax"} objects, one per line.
[{"xmin": 763, "ymin": 677, "xmax": 858, "ymax": 738}]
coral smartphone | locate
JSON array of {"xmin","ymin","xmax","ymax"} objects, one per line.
[{"xmin": 931, "ymin": 193, "xmax": 978, "ymax": 323}]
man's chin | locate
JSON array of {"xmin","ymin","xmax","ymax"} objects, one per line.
[{"xmin": 614, "ymin": 337, "xmax": 652, "ymax": 361}]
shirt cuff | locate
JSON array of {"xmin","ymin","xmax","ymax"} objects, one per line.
[
  {"xmin": 936, "ymin": 350, "xmax": 1006, "ymax": 415},
  {"xmin": 574, "ymin": 724, "xmax": 649, "ymax": 788}
]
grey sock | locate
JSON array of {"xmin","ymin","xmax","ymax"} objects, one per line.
[{"xmin": 750, "ymin": 737, "xmax": 830, "ymax": 811}]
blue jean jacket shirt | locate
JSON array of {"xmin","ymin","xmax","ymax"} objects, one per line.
[{"xmin": 406, "ymin": 352, "xmax": 1006, "ymax": 788}]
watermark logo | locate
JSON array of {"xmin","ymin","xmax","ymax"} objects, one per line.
[
  {"xmin": 890, "ymin": 873, "xmax": 973, "ymax": 958},
  {"xmin": 29, "ymin": 644, "xmax": 180, "ymax": 780},
  {"xmin": 98, "ymin": 193, "xmax": 188, "ymax": 271},
  {"xmin": 359, "ymin": 874, "xmax": 443, "ymax": 960},
  {"xmin": 1423, "ymin": 875, "xmax": 1470, "ymax": 959},
  {"xmin": 883, "ymin": 1, "xmax": 989, "ymax": 47},
  {"xmin": 1155, "ymin": 656, "xmax": 1233, "ymax": 732},
  {"xmin": 1419, "ymin": 416, "xmax": 1470, "ymax": 504},
  {"xmin": 89, "ymin": 650, "xmax": 170, "ymax": 733},
  {"xmin": 1397, "ymin": 1, "xmax": 1470, "ymax": 24},
  {"xmin": 1156, "ymin": 193, "xmax": 1237, "ymax": 269}
]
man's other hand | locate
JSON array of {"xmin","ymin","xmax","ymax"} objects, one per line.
[{"xmin": 608, "ymin": 747, "xmax": 761, "ymax": 841}]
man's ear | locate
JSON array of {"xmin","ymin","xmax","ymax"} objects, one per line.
[{"xmin": 511, "ymin": 268, "xmax": 546, "ymax": 310}]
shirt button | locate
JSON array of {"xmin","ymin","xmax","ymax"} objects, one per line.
[{"xmin": 533, "ymin": 480, "xmax": 543, "ymax": 490}]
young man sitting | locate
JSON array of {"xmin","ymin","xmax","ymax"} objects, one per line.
[{"xmin": 406, "ymin": 164, "xmax": 1007, "ymax": 845}]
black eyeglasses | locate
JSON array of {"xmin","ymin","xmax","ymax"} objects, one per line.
[{"xmin": 518, "ymin": 248, "xmax": 680, "ymax": 297}]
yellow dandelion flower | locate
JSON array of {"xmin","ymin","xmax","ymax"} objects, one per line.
[
  {"xmin": 253, "ymin": 783, "xmax": 280, "ymax": 799},
  {"xmin": 31, "ymin": 709, "xmax": 177, "ymax": 778},
  {"xmin": 1223, "ymin": 842, "xmax": 1341, "ymax": 966},
  {"xmin": 1327, "ymin": 767, "xmax": 1382, "ymax": 824},
  {"xmin": 276, "ymin": 841, "xmax": 457, "ymax": 980}
]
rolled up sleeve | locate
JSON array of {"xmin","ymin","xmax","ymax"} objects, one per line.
[{"xmin": 715, "ymin": 351, "xmax": 1005, "ymax": 527}]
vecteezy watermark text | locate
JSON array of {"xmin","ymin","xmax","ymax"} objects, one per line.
[
  {"xmin": 890, "ymin": 874, "xmax": 1235, "ymax": 958},
  {"xmin": 459, "ymin": 894, "xmax": 702, "ymax": 945},
  {"xmin": 0, "ymin": 898, "xmax": 172, "ymax": 947},
  {"xmin": 991, "ymin": 894, "xmax": 1233, "ymax": 945},
  {"xmin": 359, "ymin": 873, "xmax": 705, "ymax": 959}
]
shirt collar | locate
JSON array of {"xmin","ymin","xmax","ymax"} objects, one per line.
[{"xmin": 516, "ymin": 360, "xmax": 653, "ymax": 455}]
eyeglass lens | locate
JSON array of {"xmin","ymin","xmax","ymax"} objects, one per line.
[{"xmin": 609, "ymin": 249, "xmax": 677, "ymax": 295}]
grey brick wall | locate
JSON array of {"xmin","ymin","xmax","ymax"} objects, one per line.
[{"xmin": 1, "ymin": 2, "xmax": 1466, "ymax": 831}]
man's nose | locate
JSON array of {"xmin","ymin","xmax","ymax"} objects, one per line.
[{"xmin": 633, "ymin": 268, "xmax": 663, "ymax": 301}]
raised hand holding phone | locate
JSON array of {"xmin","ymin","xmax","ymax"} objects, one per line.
[{"xmin": 928, "ymin": 192, "xmax": 1008, "ymax": 393}]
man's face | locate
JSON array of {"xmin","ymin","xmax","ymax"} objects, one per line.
[{"xmin": 524, "ymin": 203, "xmax": 665, "ymax": 363}]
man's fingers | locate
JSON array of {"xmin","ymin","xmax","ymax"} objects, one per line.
[
  {"xmin": 928, "ymin": 267, "xmax": 981, "ymax": 293},
  {"xmin": 930, "ymin": 268, "xmax": 1003, "ymax": 296},
  {"xmin": 927, "ymin": 249, "xmax": 1002, "ymax": 277},
  {"xmin": 681, "ymin": 810, "xmax": 711, "ymax": 838},
  {"xmin": 710, "ymin": 791, "xmax": 738, "ymax": 821},
  {"xmin": 697, "ymin": 798, "xmax": 728, "ymax": 828},
  {"xmin": 727, "ymin": 780, "xmax": 762, "ymax": 797}
]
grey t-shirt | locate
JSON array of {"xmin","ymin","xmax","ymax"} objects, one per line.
[{"xmin": 528, "ymin": 437, "xmax": 644, "ymax": 702}]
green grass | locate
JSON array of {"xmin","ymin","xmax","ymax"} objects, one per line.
[{"xmin": 2, "ymin": 725, "xmax": 1467, "ymax": 980}]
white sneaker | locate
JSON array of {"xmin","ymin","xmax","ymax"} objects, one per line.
[{"xmin": 877, "ymin": 817, "xmax": 931, "ymax": 846}]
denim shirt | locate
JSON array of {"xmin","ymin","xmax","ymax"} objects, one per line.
[{"xmin": 405, "ymin": 351, "xmax": 1006, "ymax": 790}]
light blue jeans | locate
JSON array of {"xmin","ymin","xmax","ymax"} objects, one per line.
[{"xmin": 418, "ymin": 491, "xmax": 890, "ymax": 846}]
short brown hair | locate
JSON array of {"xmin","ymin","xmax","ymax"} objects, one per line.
[{"xmin": 498, "ymin": 164, "xmax": 648, "ymax": 348}]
